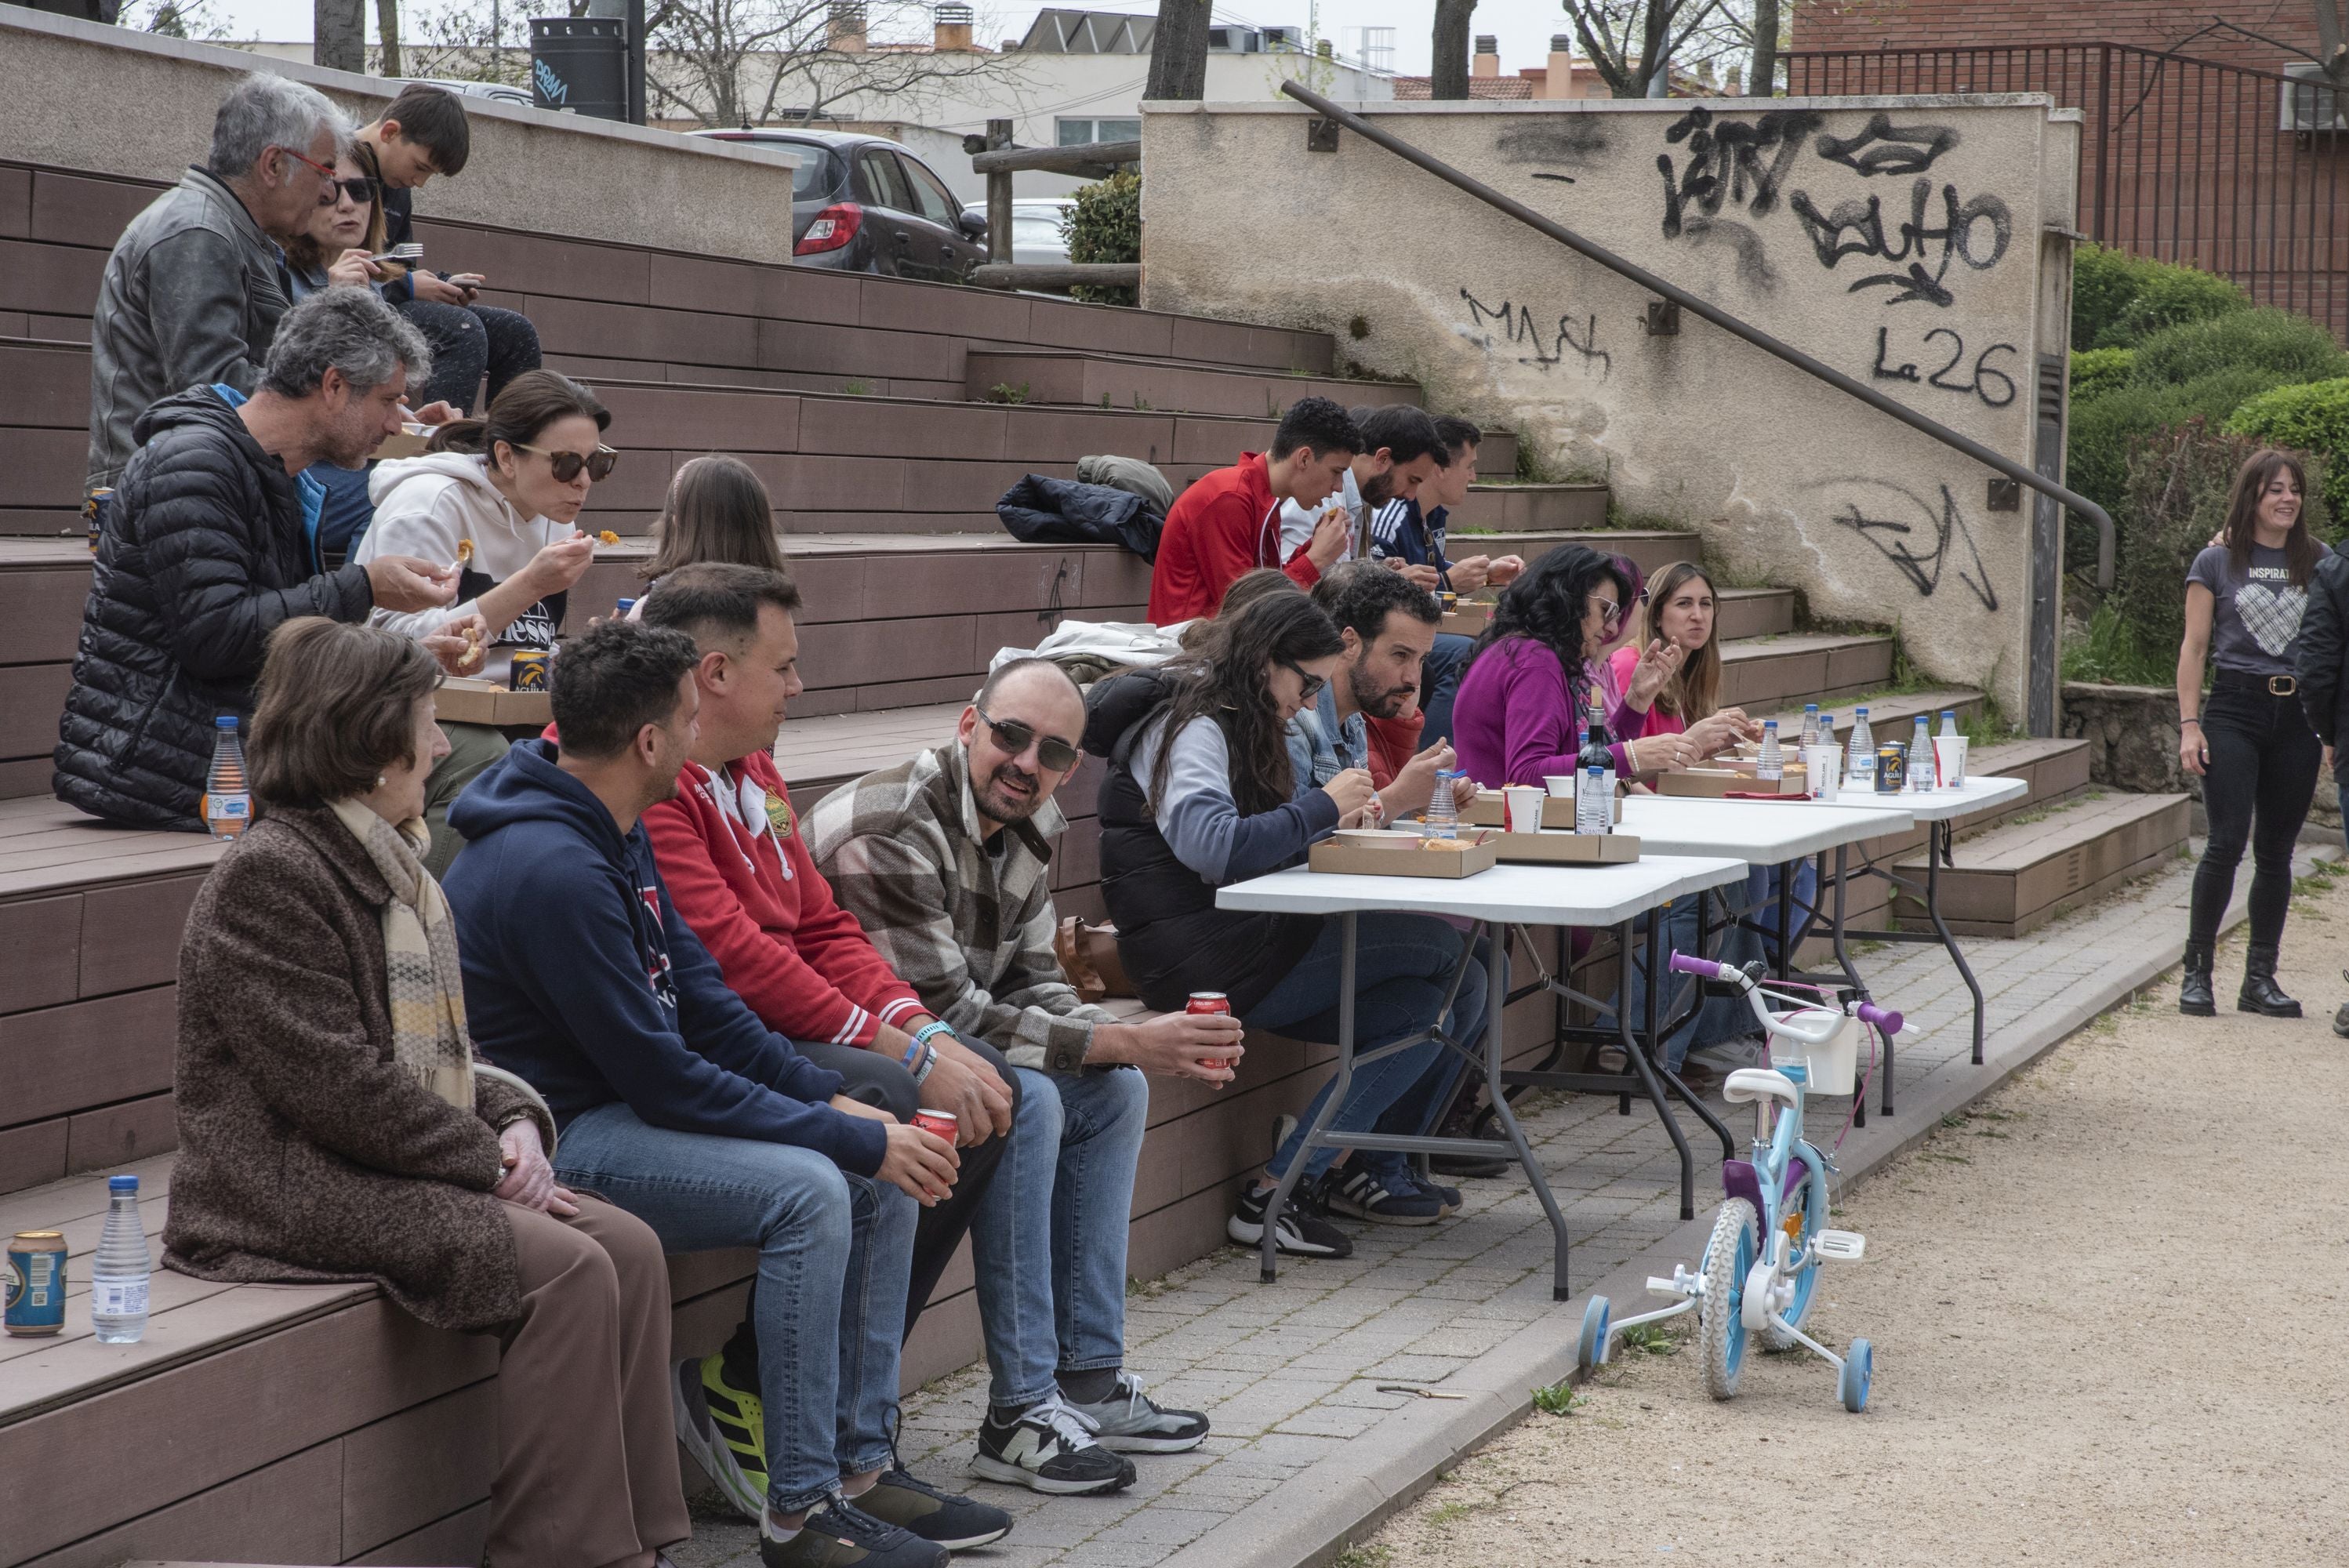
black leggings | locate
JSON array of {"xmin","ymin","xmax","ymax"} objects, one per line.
[
  {"xmin": 720, "ymin": 1036, "xmax": 1017, "ymax": 1384},
  {"xmin": 2188, "ymin": 676, "xmax": 2322, "ymax": 949},
  {"xmin": 396, "ymin": 299, "xmax": 543, "ymax": 413}
]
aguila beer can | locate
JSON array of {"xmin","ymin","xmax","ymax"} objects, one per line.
[
  {"xmin": 509, "ymin": 649, "xmax": 550, "ymax": 691},
  {"xmin": 6, "ymin": 1232, "xmax": 67, "ymax": 1336}
]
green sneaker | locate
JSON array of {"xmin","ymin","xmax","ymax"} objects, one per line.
[
  {"xmin": 673, "ymin": 1354, "xmax": 768, "ymax": 1521},
  {"xmin": 855, "ymin": 1469, "xmax": 1013, "ymax": 1551}
]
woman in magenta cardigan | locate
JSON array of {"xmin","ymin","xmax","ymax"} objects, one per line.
[{"xmin": 1452, "ymin": 546, "xmax": 1694, "ymax": 788}]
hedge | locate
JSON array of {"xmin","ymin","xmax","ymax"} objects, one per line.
[
  {"xmin": 2227, "ymin": 376, "xmax": 2349, "ymax": 521},
  {"xmin": 2071, "ymin": 242, "xmax": 2250, "ymax": 350},
  {"xmin": 1062, "ymin": 170, "xmax": 1140, "ymax": 306},
  {"xmin": 2128, "ymin": 307, "xmax": 2348, "ymax": 390},
  {"xmin": 2068, "ymin": 347, "xmax": 2135, "ymax": 401},
  {"xmin": 2066, "ymin": 365, "xmax": 2304, "ymax": 529}
]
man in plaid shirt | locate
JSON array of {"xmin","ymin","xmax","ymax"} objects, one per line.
[{"xmin": 808, "ymin": 658, "xmax": 1244, "ymax": 1494}]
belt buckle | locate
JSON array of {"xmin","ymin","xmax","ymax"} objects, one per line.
[{"xmin": 2269, "ymin": 674, "xmax": 2298, "ymax": 698}]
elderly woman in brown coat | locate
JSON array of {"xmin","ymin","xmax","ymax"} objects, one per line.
[{"xmin": 162, "ymin": 618, "xmax": 689, "ymax": 1568}]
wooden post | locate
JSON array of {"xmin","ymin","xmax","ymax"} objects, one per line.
[{"xmin": 986, "ymin": 118, "xmax": 1015, "ymax": 267}]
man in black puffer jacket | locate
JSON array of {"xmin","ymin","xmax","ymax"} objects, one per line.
[{"xmin": 56, "ymin": 289, "xmax": 462, "ymax": 829}]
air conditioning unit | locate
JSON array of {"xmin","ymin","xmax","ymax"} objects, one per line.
[
  {"xmin": 1260, "ymin": 25, "xmax": 1301, "ymax": 52},
  {"xmin": 1207, "ymin": 25, "xmax": 1261, "ymax": 53},
  {"xmin": 2280, "ymin": 62, "xmax": 2347, "ymax": 132}
]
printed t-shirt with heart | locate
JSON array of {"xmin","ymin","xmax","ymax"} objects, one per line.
[{"xmin": 2188, "ymin": 541, "xmax": 2333, "ymax": 677}]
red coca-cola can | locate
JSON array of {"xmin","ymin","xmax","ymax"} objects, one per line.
[
  {"xmin": 1187, "ymin": 993, "xmax": 1236, "ymax": 1078},
  {"xmin": 911, "ymin": 1109, "xmax": 957, "ymax": 1143}
]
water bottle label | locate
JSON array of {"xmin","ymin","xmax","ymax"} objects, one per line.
[
  {"xmin": 1576, "ymin": 771, "xmax": 1610, "ymax": 834},
  {"xmin": 92, "ymin": 1277, "xmax": 147, "ymax": 1318},
  {"xmin": 206, "ymin": 794, "xmax": 250, "ymax": 821}
]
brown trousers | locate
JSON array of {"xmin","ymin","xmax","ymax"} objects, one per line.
[{"xmin": 486, "ymin": 1196, "xmax": 690, "ymax": 1568}]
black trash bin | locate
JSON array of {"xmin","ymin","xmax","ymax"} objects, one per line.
[{"xmin": 530, "ymin": 16, "xmax": 627, "ymax": 122}]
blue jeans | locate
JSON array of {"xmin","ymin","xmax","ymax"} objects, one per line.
[
  {"xmin": 971, "ymin": 1065, "xmax": 1149, "ymax": 1408},
  {"xmin": 554, "ymin": 1102, "xmax": 915, "ymax": 1514},
  {"xmin": 1607, "ymin": 861, "xmax": 1816, "ymax": 1071},
  {"xmin": 1419, "ymin": 633, "xmax": 1475, "ymax": 750},
  {"xmin": 1363, "ymin": 935, "xmax": 1502, "ymax": 1171},
  {"xmin": 1247, "ymin": 912, "xmax": 1487, "ymax": 1182}
]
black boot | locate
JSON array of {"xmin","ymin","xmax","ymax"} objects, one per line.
[
  {"xmin": 2238, "ymin": 943, "xmax": 2302, "ymax": 1018},
  {"xmin": 2333, "ymin": 971, "xmax": 2349, "ymax": 1040},
  {"xmin": 2179, "ymin": 940, "xmax": 2216, "ymax": 1017}
]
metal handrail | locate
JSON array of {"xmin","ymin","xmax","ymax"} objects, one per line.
[{"xmin": 1277, "ymin": 80, "xmax": 2116, "ymax": 588}]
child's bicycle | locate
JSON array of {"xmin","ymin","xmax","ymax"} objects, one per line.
[{"xmin": 1574, "ymin": 952, "xmax": 1901, "ymax": 1414}]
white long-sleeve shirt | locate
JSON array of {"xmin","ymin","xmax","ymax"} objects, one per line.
[{"xmin": 357, "ymin": 452, "xmax": 570, "ymax": 682}]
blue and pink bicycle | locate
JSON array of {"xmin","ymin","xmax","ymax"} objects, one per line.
[{"xmin": 1575, "ymin": 953, "xmax": 1901, "ymax": 1414}]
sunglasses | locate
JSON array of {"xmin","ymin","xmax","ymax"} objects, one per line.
[
  {"xmin": 1281, "ymin": 660, "xmax": 1327, "ymax": 702},
  {"xmin": 325, "ymin": 175, "xmax": 377, "ymax": 205},
  {"xmin": 975, "ymin": 706, "xmax": 1080, "ymax": 772},
  {"xmin": 512, "ymin": 443, "xmax": 619, "ymax": 483}
]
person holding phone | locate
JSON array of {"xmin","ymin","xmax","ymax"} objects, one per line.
[{"xmin": 352, "ymin": 84, "xmax": 543, "ymax": 414}]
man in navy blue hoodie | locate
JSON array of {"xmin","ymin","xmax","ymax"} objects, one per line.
[{"xmin": 445, "ymin": 621, "xmax": 1007, "ymax": 1568}]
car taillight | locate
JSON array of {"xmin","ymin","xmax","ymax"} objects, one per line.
[{"xmin": 796, "ymin": 202, "xmax": 862, "ymax": 255}]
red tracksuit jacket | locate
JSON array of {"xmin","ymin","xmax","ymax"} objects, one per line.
[{"xmin": 1147, "ymin": 451, "xmax": 1323, "ymax": 623}]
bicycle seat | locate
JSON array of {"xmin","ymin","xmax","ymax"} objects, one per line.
[{"xmin": 1723, "ymin": 1068, "xmax": 1801, "ymax": 1109}]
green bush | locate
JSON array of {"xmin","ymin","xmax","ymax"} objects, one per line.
[
  {"xmin": 2069, "ymin": 347, "xmax": 2136, "ymax": 401},
  {"xmin": 2071, "ymin": 243, "xmax": 2151, "ymax": 350},
  {"xmin": 2065, "ymin": 365, "xmax": 2304, "ymax": 529},
  {"xmin": 2226, "ymin": 376, "xmax": 2349, "ymax": 520},
  {"xmin": 1062, "ymin": 170, "xmax": 1139, "ymax": 306},
  {"xmin": 2129, "ymin": 307, "xmax": 2348, "ymax": 389},
  {"xmin": 2100, "ymin": 263, "xmax": 2249, "ymax": 347}
]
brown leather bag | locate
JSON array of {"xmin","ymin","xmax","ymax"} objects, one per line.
[{"xmin": 1055, "ymin": 916, "xmax": 1132, "ymax": 1001}]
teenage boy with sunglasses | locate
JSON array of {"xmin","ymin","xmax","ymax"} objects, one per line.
[{"xmin": 808, "ymin": 657, "xmax": 1232, "ymax": 1491}]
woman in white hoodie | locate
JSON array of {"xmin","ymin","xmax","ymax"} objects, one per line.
[{"xmin": 357, "ymin": 371, "xmax": 615, "ymax": 873}]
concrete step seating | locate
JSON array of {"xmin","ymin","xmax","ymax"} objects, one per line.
[
  {"xmin": 1891, "ymin": 789, "xmax": 2194, "ymax": 938},
  {"xmin": 961, "ymin": 347, "xmax": 1420, "ymax": 419}
]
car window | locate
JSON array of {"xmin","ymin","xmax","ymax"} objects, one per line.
[
  {"xmin": 899, "ymin": 157, "xmax": 964, "ymax": 227},
  {"xmin": 705, "ymin": 133, "xmax": 834, "ymax": 199},
  {"xmin": 854, "ymin": 150, "xmax": 913, "ymax": 211}
]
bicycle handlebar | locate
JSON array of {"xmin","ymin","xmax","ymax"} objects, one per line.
[
  {"xmin": 1856, "ymin": 1000, "xmax": 1904, "ymax": 1037},
  {"xmin": 1667, "ymin": 951, "xmax": 1727, "ymax": 980}
]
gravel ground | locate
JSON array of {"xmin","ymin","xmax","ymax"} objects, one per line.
[{"xmin": 1354, "ymin": 872, "xmax": 2349, "ymax": 1568}]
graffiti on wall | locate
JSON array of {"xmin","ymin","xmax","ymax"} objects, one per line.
[
  {"xmin": 1871, "ymin": 326, "xmax": 2019, "ymax": 407},
  {"xmin": 1455, "ymin": 289, "xmax": 1613, "ymax": 379},
  {"xmin": 1812, "ymin": 477, "xmax": 2000, "ymax": 610}
]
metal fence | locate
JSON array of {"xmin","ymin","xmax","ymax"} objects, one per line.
[{"xmin": 1786, "ymin": 42, "xmax": 2349, "ymax": 338}]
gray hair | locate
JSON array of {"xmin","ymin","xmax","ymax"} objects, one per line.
[
  {"xmin": 207, "ymin": 73, "xmax": 350, "ymax": 181},
  {"xmin": 261, "ymin": 288, "xmax": 431, "ymax": 400}
]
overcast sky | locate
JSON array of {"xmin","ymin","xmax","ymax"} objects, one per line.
[{"xmin": 198, "ymin": 2, "xmax": 1587, "ymax": 80}]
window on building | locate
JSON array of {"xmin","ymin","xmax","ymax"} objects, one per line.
[{"xmin": 1055, "ymin": 118, "xmax": 1142, "ymax": 146}]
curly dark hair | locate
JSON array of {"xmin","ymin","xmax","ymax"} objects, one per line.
[
  {"xmin": 1269, "ymin": 397, "xmax": 1363, "ymax": 462},
  {"xmin": 1468, "ymin": 544, "xmax": 1638, "ymax": 678},
  {"xmin": 1148, "ymin": 592, "xmax": 1343, "ymax": 816}
]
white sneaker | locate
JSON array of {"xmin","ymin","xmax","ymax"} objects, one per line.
[{"xmin": 1065, "ymin": 1373, "xmax": 1211, "ymax": 1454}]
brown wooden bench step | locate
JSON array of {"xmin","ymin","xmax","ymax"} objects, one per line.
[{"xmin": 1890, "ymin": 790, "xmax": 2191, "ymax": 938}]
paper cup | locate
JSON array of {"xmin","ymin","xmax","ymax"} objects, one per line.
[
  {"xmin": 1542, "ymin": 774, "xmax": 1574, "ymax": 798},
  {"xmin": 1504, "ymin": 786, "xmax": 1545, "ymax": 833},
  {"xmin": 1803, "ymin": 744, "xmax": 1840, "ymax": 802},
  {"xmin": 1933, "ymin": 734, "xmax": 1967, "ymax": 789}
]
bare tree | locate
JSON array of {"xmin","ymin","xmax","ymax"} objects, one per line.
[
  {"xmin": 117, "ymin": 0, "xmax": 234, "ymax": 38},
  {"xmin": 1430, "ymin": 0, "xmax": 1475, "ymax": 100},
  {"xmin": 642, "ymin": 0, "xmax": 1020, "ymax": 128},
  {"xmin": 1748, "ymin": 0, "xmax": 1777, "ymax": 96},
  {"xmin": 2318, "ymin": 2, "xmax": 2349, "ymax": 89},
  {"xmin": 401, "ymin": 0, "xmax": 550, "ymax": 89},
  {"xmin": 376, "ymin": 0, "xmax": 404, "ymax": 78},
  {"xmin": 1563, "ymin": 1, "xmax": 1727, "ymax": 98},
  {"xmin": 315, "ymin": 0, "xmax": 366, "ymax": 72},
  {"xmin": 1145, "ymin": 0, "xmax": 1211, "ymax": 100}
]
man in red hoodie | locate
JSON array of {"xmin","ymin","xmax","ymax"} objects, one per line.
[
  {"xmin": 1145, "ymin": 397, "xmax": 1363, "ymax": 624},
  {"xmin": 637, "ymin": 563, "xmax": 1035, "ymax": 1531}
]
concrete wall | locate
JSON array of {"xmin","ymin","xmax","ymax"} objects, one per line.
[
  {"xmin": 1141, "ymin": 96, "xmax": 2082, "ymax": 717},
  {"xmin": 0, "ymin": 5, "xmax": 804, "ymax": 267}
]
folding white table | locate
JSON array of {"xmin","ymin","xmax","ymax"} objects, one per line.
[{"xmin": 1216, "ymin": 854, "xmax": 1748, "ymax": 1298}]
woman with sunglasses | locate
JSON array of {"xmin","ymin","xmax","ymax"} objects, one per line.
[
  {"xmin": 1088, "ymin": 593, "xmax": 1488, "ymax": 1254},
  {"xmin": 356, "ymin": 370, "xmax": 616, "ymax": 873}
]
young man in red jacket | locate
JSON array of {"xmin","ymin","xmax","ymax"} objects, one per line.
[
  {"xmin": 636, "ymin": 564, "xmax": 1047, "ymax": 1526},
  {"xmin": 1145, "ymin": 397, "xmax": 1363, "ymax": 623}
]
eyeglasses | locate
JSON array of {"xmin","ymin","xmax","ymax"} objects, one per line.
[
  {"xmin": 975, "ymin": 706, "xmax": 1080, "ymax": 772},
  {"xmin": 1587, "ymin": 590, "xmax": 1646, "ymax": 627},
  {"xmin": 272, "ymin": 144, "xmax": 341, "ymax": 202},
  {"xmin": 1280, "ymin": 661, "xmax": 1327, "ymax": 702},
  {"xmin": 512, "ymin": 443, "xmax": 619, "ymax": 483},
  {"xmin": 325, "ymin": 175, "xmax": 376, "ymax": 205}
]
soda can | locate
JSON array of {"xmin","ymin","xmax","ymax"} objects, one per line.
[
  {"xmin": 509, "ymin": 649, "xmax": 550, "ymax": 691},
  {"xmin": 911, "ymin": 1109, "xmax": 957, "ymax": 1143},
  {"xmin": 6, "ymin": 1232, "xmax": 67, "ymax": 1336},
  {"xmin": 1187, "ymin": 993, "xmax": 1236, "ymax": 1077},
  {"xmin": 1875, "ymin": 746, "xmax": 1905, "ymax": 793},
  {"xmin": 82, "ymin": 488, "xmax": 114, "ymax": 556}
]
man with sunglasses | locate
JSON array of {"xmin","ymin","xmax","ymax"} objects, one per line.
[
  {"xmin": 88, "ymin": 72, "xmax": 346, "ymax": 492},
  {"xmin": 808, "ymin": 658, "xmax": 1234, "ymax": 1490}
]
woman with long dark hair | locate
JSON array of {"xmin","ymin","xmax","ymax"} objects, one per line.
[
  {"xmin": 2178, "ymin": 449, "xmax": 2329, "ymax": 1017},
  {"xmin": 1088, "ymin": 593, "xmax": 1489, "ymax": 1254}
]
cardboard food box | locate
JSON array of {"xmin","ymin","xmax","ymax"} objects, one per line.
[
  {"xmin": 1438, "ymin": 597, "xmax": 1497, "ymax": 636},
  {"xmin": 434, "ymin": 677, "xmax": 551, "ymax": 728},
  {"xmin": 1461, "ymin": 789, "xmax": 1619, "ymax": 828},
  {"xmin": 1310, "ymin": 829, "xmax": 1501, "ymax": 879},
  {"xmin": 1490, "ymin": 829, "xmax": 1643, "ymax": 865},
  {"xmin": 374, "ymin": 427, "xmax": 434, "ymax": 461},
  {"xmin": 1657, "ymin": 764, "xmax": 1808, "ymax": 798}
]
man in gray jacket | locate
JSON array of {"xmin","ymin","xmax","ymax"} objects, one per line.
[{"xmin": 86, "ymin": 72, "xmax": 346, "ymax": 492}]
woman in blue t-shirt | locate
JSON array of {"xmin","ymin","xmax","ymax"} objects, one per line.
[{"xmin": 2177, "ymin": 449, "xmax": 2325, "ymax": 1018}]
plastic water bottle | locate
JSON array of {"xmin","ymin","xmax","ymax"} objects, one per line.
[
  {"xmin": 1577, "ymin": 697, "xmax": 1614, "ymax": 835},
  {"xmin": 90, "ymin": 1174, "xmax": 151, "ymax": 1344},
  {"xmin": 1756, "ymin": 719, "xmax": 1783, "ymax": 784},
  {"xmin": 1424, "ymin": 769, "xmax": 1458, "ymax": 840},
  {"xmin": 1938, "ymin": 708, "xmax": 1959, "ymax": 739},
  {"xmin": 1908, "ymin": 715, "xmax": 1935, "ymax": 792},
  {"xmin": 1846, "ymin": 706, "xmax": 1876, "ymax": 791},
  {"xmin": 1799, "ymin": 704, "xmax": 1820, "ymax": 750},
  {"xmin": 202, "ymin": 716, "xmax": 250, "ymax": 840}
]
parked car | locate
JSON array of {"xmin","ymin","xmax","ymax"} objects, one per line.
[
  {"xmin": 690, "ymin": 128, "xmax": 989, "ymax": 281},
  {"xmin": 960, "ymin": 198, "xmax": 1076, "ymax": 267},
  {"xmin": 397, "ymin": 77, "xmax": 536, "ymax": 109}
]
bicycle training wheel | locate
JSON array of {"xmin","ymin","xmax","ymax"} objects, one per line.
[
  {"xmin": 1762, "ymin": 1157, "xmax": 1828, "ymax": 1352},
  {"xmin": 1699, "ymin": 1197, "xmax": 1759, "ymax": 1401}
]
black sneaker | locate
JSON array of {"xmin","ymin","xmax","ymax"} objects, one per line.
[
  {"xmin": 1065, "ymin": 1372, "xmax": 1211, "ymax": 1454},
  {"xmin": 856, "ymin": 1469, "xmax": 1013, "ymax": 1550},
  {"xmin": 2334, "ymin": 975, "xmax": 2349, "ymax": 1038},
  {"xmin": 760, "ymin": 1498, "xmax": 946, "ymax": 1568},
  {"xmin": 1404, "ymin": 1166, "xmax": 1465, "ymax": 1215},
  {"xmin": 971, "ymin": 1394, "xmax": 1135, "ymax": 1494},
  {"xmin": 1323, "ymin": 1165, "xmax": 1444, "ymax": 1225},
  {"xmin": 1227, "ymin": 1181, "xmax": 1354, "ymax": 1257}
]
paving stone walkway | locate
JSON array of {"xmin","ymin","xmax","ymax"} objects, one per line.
[{"xmin": 673, "ymin": 849, "xmax": 2241, "ymax": 1568}]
